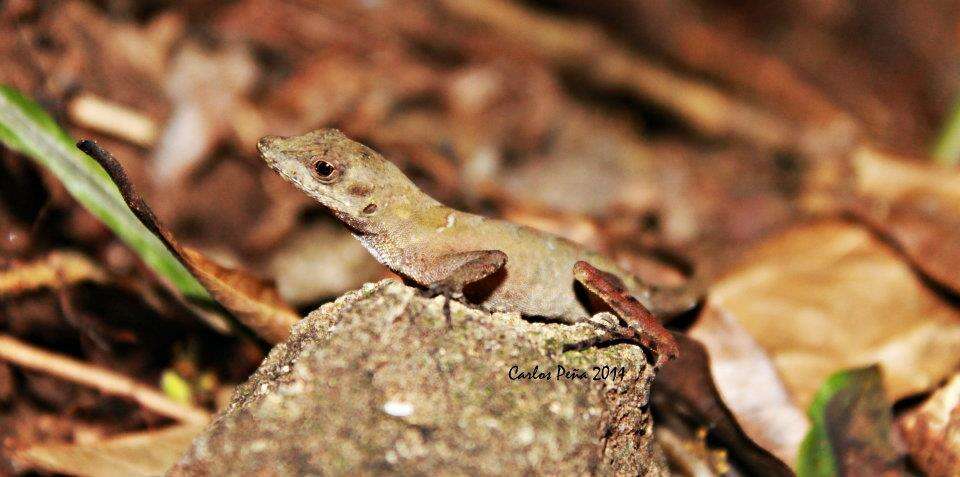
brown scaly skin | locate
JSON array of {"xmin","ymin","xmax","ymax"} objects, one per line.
[{"xmin": 258, "ymin": 129, "xmax": 695, "ymax": 365}]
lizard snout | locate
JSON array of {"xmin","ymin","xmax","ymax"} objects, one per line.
[{"xmin": 257, "ymin": 135, "xmax": 283, "ymax": 154}]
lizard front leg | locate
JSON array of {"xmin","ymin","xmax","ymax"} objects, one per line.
[
  {"xmin": 423, "ymin": 250, "xmax": 507, "ymax": 320},
  {"xmin": 573, "ymin": 261, "xmax": 679, "ymax": 367}
]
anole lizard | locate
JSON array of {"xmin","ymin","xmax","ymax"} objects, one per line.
[{"xmin": 258, "ymin": 129, "xmax": 699, "ymax": 366}]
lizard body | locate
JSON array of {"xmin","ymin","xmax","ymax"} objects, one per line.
[{"xmin": 258, "ymin": 129, "xmax": 696, "ymax": 364}]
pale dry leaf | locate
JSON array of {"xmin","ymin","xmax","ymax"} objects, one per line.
[
  {"xmin": 898, "ymin": 373, "xmax": 960, "ymax": 476},
  {"xmin": 707, "ymin": 221, "xmax": 960, "ymax": 409},
  {"xmin": 690, "ymin": 308, "xmax": 809, "ymax": 467},
  {"xmin": 13, "ymin": 424, "xmax": 204, "ymax": 477},
  {"xmin": 266, "ymin": 223, "xmax": 383, "ymax": 305}
]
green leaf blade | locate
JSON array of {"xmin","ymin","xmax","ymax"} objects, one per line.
[
  {"xmin": 797, "ymin": 365, "xmax": 907, "ymax": 477},
  {"xmin": 0, "ymin": 85, "xmax": 210, "ymax": 302},
  {"xmin": 797, "ymin": 370, "xmax": 853, "ymax": 477}
]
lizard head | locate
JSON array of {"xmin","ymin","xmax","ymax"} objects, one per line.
[{"xmin": 258, "ymin": 129, "xmax": 424, "ymax": 234}]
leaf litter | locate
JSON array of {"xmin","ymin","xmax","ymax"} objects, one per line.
[{"xmin": 1, "ymin": 0, "xmax": 959, "ymax": 474}]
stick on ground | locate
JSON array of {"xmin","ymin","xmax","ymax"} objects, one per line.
[{"xmin": 0, "ymin": 334, "xmax": 210, "ymax": 425}]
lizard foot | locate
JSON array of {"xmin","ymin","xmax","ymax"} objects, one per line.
[
  {"xmin": 420, "ymin": 284, "xmax": 462, "ymax": 325},
  {"xmin": 588, "ymin": 311, "xmax": 621, "ymax": 331},
  {"xmin": 421, "ymin": 250, "xmax": 507, "ymax": 326},
  {"xmin": 562, "ymin": 313, "xmax": 627, "ymax": 353}
]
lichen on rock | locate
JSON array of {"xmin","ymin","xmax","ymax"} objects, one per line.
[{"xmin": 170, "ymin": 280, "xmax": 667, "ymax": 475}]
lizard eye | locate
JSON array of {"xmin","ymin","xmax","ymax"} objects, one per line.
[{"xmin": 313, "ymin": 160, "xmax": 341, "ymax": 182}]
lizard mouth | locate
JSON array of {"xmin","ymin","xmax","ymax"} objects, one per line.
[{"xmin": 331, "ymin": 209, "xmax": 377, "ymax": 236}]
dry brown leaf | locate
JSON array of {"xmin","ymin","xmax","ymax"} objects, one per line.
[
  {"xmin": 177, "ymin": 247, "xmax": 298, "ymax": 344},
  {"xmin": 857, "ymin": 200, "xmax": 960, "ymax": 297},
  {"xmin": 13, "ymin": 424, "xmax": 204, "ymax": 477},
  {"xmin": 690, "ymin": 308, "xmax": 809, "ymax": 467},
  {"xmin": 706, "ymin": 221, "xmax": 960, "ymax": 409},
  {"xmin": 78, "ymin": 140, "xmax": 299, "ymax": 344},
  {"xmin": 898, "ymin": 373, "xmax": 960, "ymax": 476}
]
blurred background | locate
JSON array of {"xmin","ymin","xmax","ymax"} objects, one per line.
[{"xmin": 2, "ymin": 0, "xmax": 960, "ymax": 475}]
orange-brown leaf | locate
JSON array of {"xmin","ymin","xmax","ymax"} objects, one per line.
[
  {"xmin": 179, "ymin": 246, "xmax": 298, "ymax": 343},
  {"xmin": 77, "ymin": 139, "xmax": 299, "ymax": 343}
]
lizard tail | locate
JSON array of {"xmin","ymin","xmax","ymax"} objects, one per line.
[
  {"xmin": 646, "ymin": 274, "xmax": 706, "ymax": 319},
  {"xmin": 631, "ymin": 253, "xmax": 710, "ymax": 320}
]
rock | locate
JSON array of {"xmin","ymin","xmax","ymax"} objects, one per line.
[{"xmin": 170, "ymin": 280, "xmax": 666, "ymax": 475}]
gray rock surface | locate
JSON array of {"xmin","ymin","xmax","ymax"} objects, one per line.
[{"xmin": 170, "ymin": 280, "xmax": 667, "ymax": 475}]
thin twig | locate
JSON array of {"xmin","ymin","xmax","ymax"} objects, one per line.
[
  {"xmin": 67, "ymin": 93, "xmax": 158, "ymax": 147},
  {"xmin": 0, "ymin": 251, "xmax": 109, "ymax": 298},
  {"xmin": 0, "ymin": 334, "xmax": 210, "ymax": 425}
]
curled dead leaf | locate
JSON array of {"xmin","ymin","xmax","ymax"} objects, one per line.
[
  {"xmin": 654, "ymin": 334, "xmax": 793, "ymax": 476},
  {"xmin": 690, "ymin": 307, "xmax": 809, "ymax": 467},
  {"xmin": 177, "ymin": 247, "xmax": 298, "ymax": 344},
  {"xmin": 77, "ymin": 139, "xmax": 299, "ymax": 344}
]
